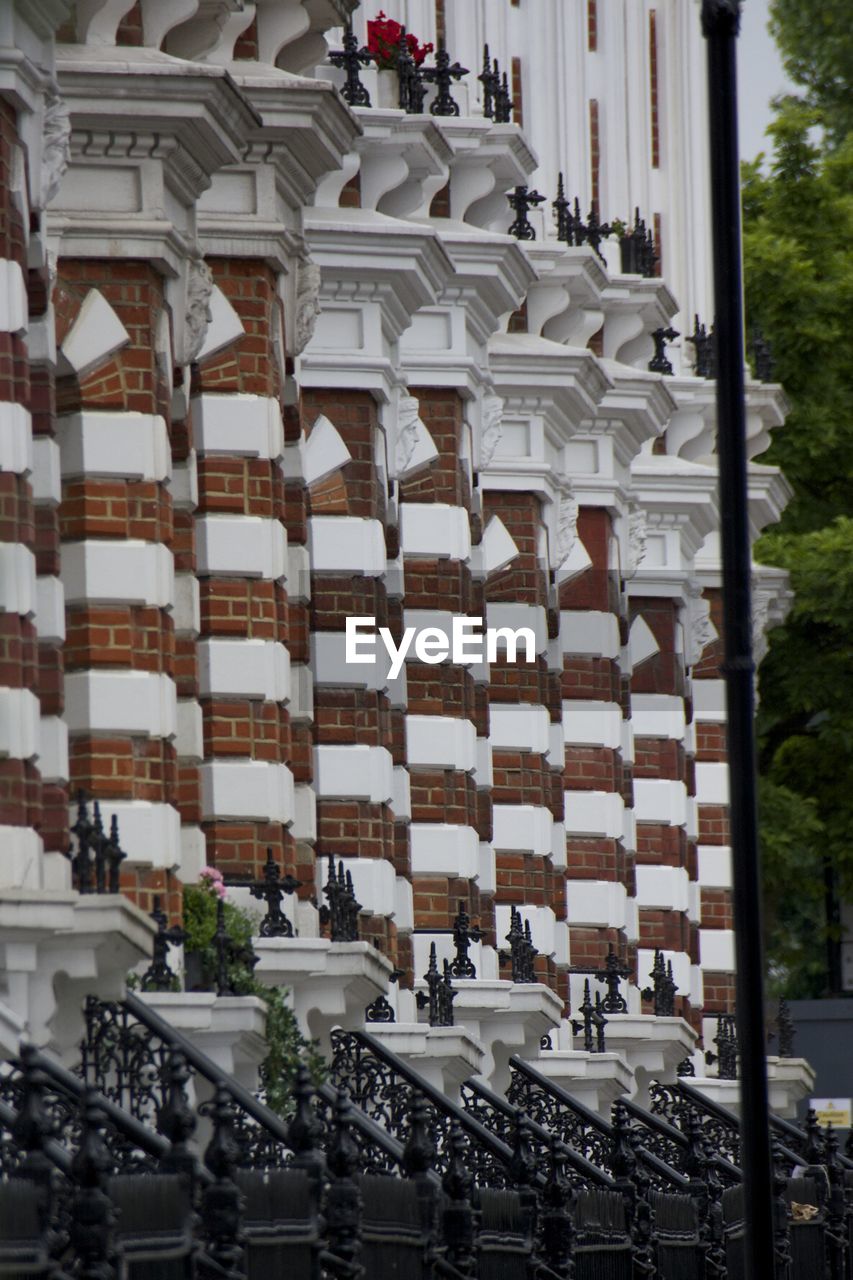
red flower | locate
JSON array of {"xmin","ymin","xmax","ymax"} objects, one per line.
[{"xmin": 367, "ymin": 11, "xmax": 434, "ymax": 70}]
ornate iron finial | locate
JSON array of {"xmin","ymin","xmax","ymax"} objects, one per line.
[
  {"xmin": 287, "ymin": 1063, "xmax": 325, "ymax": 1184},
  {"xmin": 751, "ymin": 327, "xmax": 776, "ymax": 381},
  {"xmin": 403, "ymin": 1094, "xmax": 436, "ymax": 1180},
  {"xmin": 648, "ymin": 326, "xmax": 680, "ymax": 376},
  {"xmin": 249, "ymin": 849, "xmax": 300, "ymax": 938},
  {"xmin": 106, "ymin": 814, "xmax": 125, "ymax": 893},
  {"xmin": 478, "ymin": 44, "xmax": 498, "ymax": 119},
  {"xmin": 140, "ymin": 895, "xmax": 185, "ymax": 993},
  {"xmin": 676, "ymin": 1055, "xmax": 696, "ymax": 1077},
  {"xmin": 584, "ymin": 204, "xmax": 611, "ymax": 261},
  {"xmin": 325, "ymin": 1089, "xmax": 363, "ymax": 1275},
  {"xmin": 593, "ymin": 991, "xmax": 608, "ymax": 1052},
  {"xmin": 157, "ymin": 1049, "xmax": 200, "ymax": 1191},
  {"xmin": 397, "ymin": 27, "xmax": 427, "ymax": 113},
  {"xmin": 509, "ymin": 1113, "xmax": 536, "ymax": 1188},
  {"xmin": 329, "ymin": 21, "xmax": 374, "ymax": 107},
  {"xmin": 596, "ymin": 949, "xmax": 631, "ymax": 1014},
  {"xmin": 610, "ymin": 1101, "xmax": 637, "ymax": 1182},
  {"xmin": 541, "ymin": 1136, "xmax": 573, "ymax": 1275},
  {"xmin": 496, "ymin": 69, "xmax": 513, "ymax": 123},
  {"xmin": 803, "ymin": 1108, "xmax": 824, "ymax": 1165},
  {"xmin": 641, "ymin": 948, "xmax": 679, "ymax": 1017},
  {"xmin": 422, "ymin": 41, "xmax": 468, "ymax": 117},
  {"xmin": 69, "ymin": 1089, "xmax": 115, "ymax": 1278},
  {"xmin": 552, "ymin": 173, "xmax": 573, "ymax": 243},
  {"xmin": 69, "ymin": 791, "xmax": 94, "ymax": 894},
  {"xmin": 442, "ymin": 1121, "xmax": 475, "ymax": 1276},
  {"xmin": 415, "ymin": 942, "xmax": 456, "ymax": 1026},
  {"xmin": 540, "ymin": 1032, "xmax": 552, "ymax": 1051},
  {"xmin": 364, "ymin": 993, "xmax": 396, "ymax": 1022},
  {"xmin": 91, "ymin": 800, "xmax": 107, "ymax": 895},
  {"xmin": 687, "ymin": 313, "xmax": 716, "ymax": 377},
  {"xmin": 200, "ymin": 1086, "xmax": 245, "ymax": 1278},
  {"xmin": 319, "ymin": 854, "xmax": 362, "ymax": 943},
  {"xmin": 12, "ymin": 1044, "xmax": 55, "ymax": 1195},
  {"xmin": 705, "ymin": 1012, "xmax": 738, "ymax": 1079},
  {"xmin": 571, "ymin": 979, "xmax": 596, "ymax": 1053},
  {"xmin": 448, "ymin": 901, "xmax": 482, "ymax": 979},
  {"xmin": 507, "ymin": 185, "xmax": 546, "ymax": 240},
  {"xmin": 500, "ymin": 906, "xmax": 539, "ymax": 983}
]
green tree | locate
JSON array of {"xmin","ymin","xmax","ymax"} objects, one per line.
[
  {"xmin": 743, "ymin": 94, "xmax": 853, "ymax": 995},
  {"xmin": 769, "ymin": 0, "xmax": 853, "ymax": 148}
]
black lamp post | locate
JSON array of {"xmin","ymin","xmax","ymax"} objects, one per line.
[{"xmin": 701, "ymin": 1, "xmax": 775, "ymax": 1273}]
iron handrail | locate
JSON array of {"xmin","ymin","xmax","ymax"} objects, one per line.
[
  {"xmin": 352, "ymin": 1029, "xmax": 527, "ymax": 1180},
  {"xmin": 620, "ymin": 1096, "xmax": 743, "ymax": 1184},
  {"xmin": 505, "ymin": 1059, "xmax": 692, "ymax": 1190},
  {"xmin": 463, "ymin": 1077, "xmax": 616, "ymax": 1189},
  {"xmin": 124, "ymin": 993, "xmax": 409, "ymax": 1175},
  {"xmin": 673, "ymin": 1080, "xmax": 821, "ymax": 1173}
]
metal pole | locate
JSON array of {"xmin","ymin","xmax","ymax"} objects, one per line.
[{"xmin": 700, "ymin": 1, "xmax": 776, "ymax": 1274}]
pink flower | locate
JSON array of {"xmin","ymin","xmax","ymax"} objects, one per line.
[{"xmin": 200, "ymin": 866, "xmax": 227, "ymax": 899}]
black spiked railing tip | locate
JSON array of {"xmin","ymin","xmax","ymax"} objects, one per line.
[
  {"xmin": 12, "ymin": 1043, "xmax": 56, "ymax": 1190},
  {"xmin": 200, "ymin": 1085, "xmax": 245, "ymax": 1279},
  {"xmin": 140, "ymin": 895, "xmax": 185, "ymax": 993},
  {"xmin": 212, "ymin": 895, "xmax": 259, "ymax": 997},
  {"xmin": 248, "ymin": 847, "xmax": 300, "ymax": 939},
  {"xmin": 507, "ymin": 184, "xmax": 546, "ymax": 240},
  {"xmin": 448, "ymin": 900, "xmax": 482, "ymax": 979},
  {"xmin": 68, "ymin": 792, "xmax": 126, "ymax": 896},
  {"xmin": 402, "ymin": 1093, "xmax": 436, "ymax": 1180},
  {"xmin": 422, "ymin": 40, "xmax": 468, "ymax": 117},
  {"xmin": 593, "ymin": 992, "xmax": 608, "ymax": 1053},
  {"xmin": 552, "ymin": 172, "xmax": 572, "ymax": 243},
  {"xmin": 583, "ymin": 204, "xmax": 611, "ymax": 261},
  {"xmin": 641, "ymin": 947, "xmax": 679, "ymax": 1017},
  {"xmin": 648, "ymin": 325, "xmax": 680, "ymax": 376},
  {"xmin": 541, "ymin": 1135, "xmax": 573, "ymax": 1275},
  {"xmin": 329, "ymin": 20, "xmax": 373, "ymax": 107},
  {"xmin": 769, "ymin": 996, "xmax": 795, "ymax": 1058},
  {"xmin": 396, "ymin": 26, "xmax": 427, "ymax": 114},
  {"xmin": 571, "ymin": 978, "xmax": 597, "ymax": 1053},
  {"xmin": 319, "ymin": 853, "xmax": 362, "ymax": 943},
  {"xmin": 496, "ymin": 68, "xmax": 512, "ymax": 123},
  {"xmin": 686, "ymin": 312, "xmax": 718, "ymax": 378},
  {"xmin": 415, "ymin": 941, "xmax": 456, "ymax": 1026},
  {"xmin": 500, "ymin": 905, "xmax": 539, "ymax": 983},
  {"xmin": 704, "ymin": 1012, "xmax": 738, "ymax": 1080},
  {"xmin": 478, "ymin": 43, "xmax": 497, "ymax": 119}
]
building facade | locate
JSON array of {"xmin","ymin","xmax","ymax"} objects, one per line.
[{"xmin": 0, "ymin": 0, "xmax": 802, "ymax": 1110}]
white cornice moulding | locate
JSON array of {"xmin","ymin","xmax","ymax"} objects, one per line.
[
  {"xmin": 192, "ymin": 393, "xmax": 283, "ymax": 460},
  {"xmin": 199, "ymin": 760, "xmax": 295, "ymax": 824},
  {"xmin": 198, "ymin": 638, "xmax": 291, "ymax": 704},
  {"xmin": 308, "ymin": 516, "xmax": 386, "ymax": 575}
]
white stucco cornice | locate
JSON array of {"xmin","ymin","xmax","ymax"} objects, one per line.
[
  {"xmin": 399, "ymin": 223, "xmax": 535, "ymax": 395},
  {"xmin": 629, "ymin": 455, "xmax": 720, "ymax": 593},
  {"xmin": 661, "ymin": 375, "xmax": 717, "ymax": 464},
  {"xmin": 596, "ymin": 360, "xmax": 676, "ymax": 463},
  {"xmin": 349, "ymin": 107, "xmax": 451, "ymax": 218},
  {"xmin": 300, "ymin": 207, "xmax": 454, "ymax": 400},
  {"xmin": 746, "ymin": 463, "xmax": 793, "ymax": 540}
]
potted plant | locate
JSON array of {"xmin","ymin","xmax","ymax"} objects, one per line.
[
  {"xmin": 366, "ymin": 10, "xmax": 433, "ymax": 109},
  {"xmin": 181, "ymin": 867, "xmax": 325, "ymax": 1116}
]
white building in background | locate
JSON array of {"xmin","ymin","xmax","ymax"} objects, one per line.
[{"xmin": 0, "ymin": 0, "xmax": 805, "ymax": 1114}]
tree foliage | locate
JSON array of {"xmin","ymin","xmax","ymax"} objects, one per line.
[
  {"xmin": 743, "ymin": 53, "xmax": 853, "ymax": 993},
  {"xmin": 769, "ymin": 0, "xmax": 853, "ymax": 148}
]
